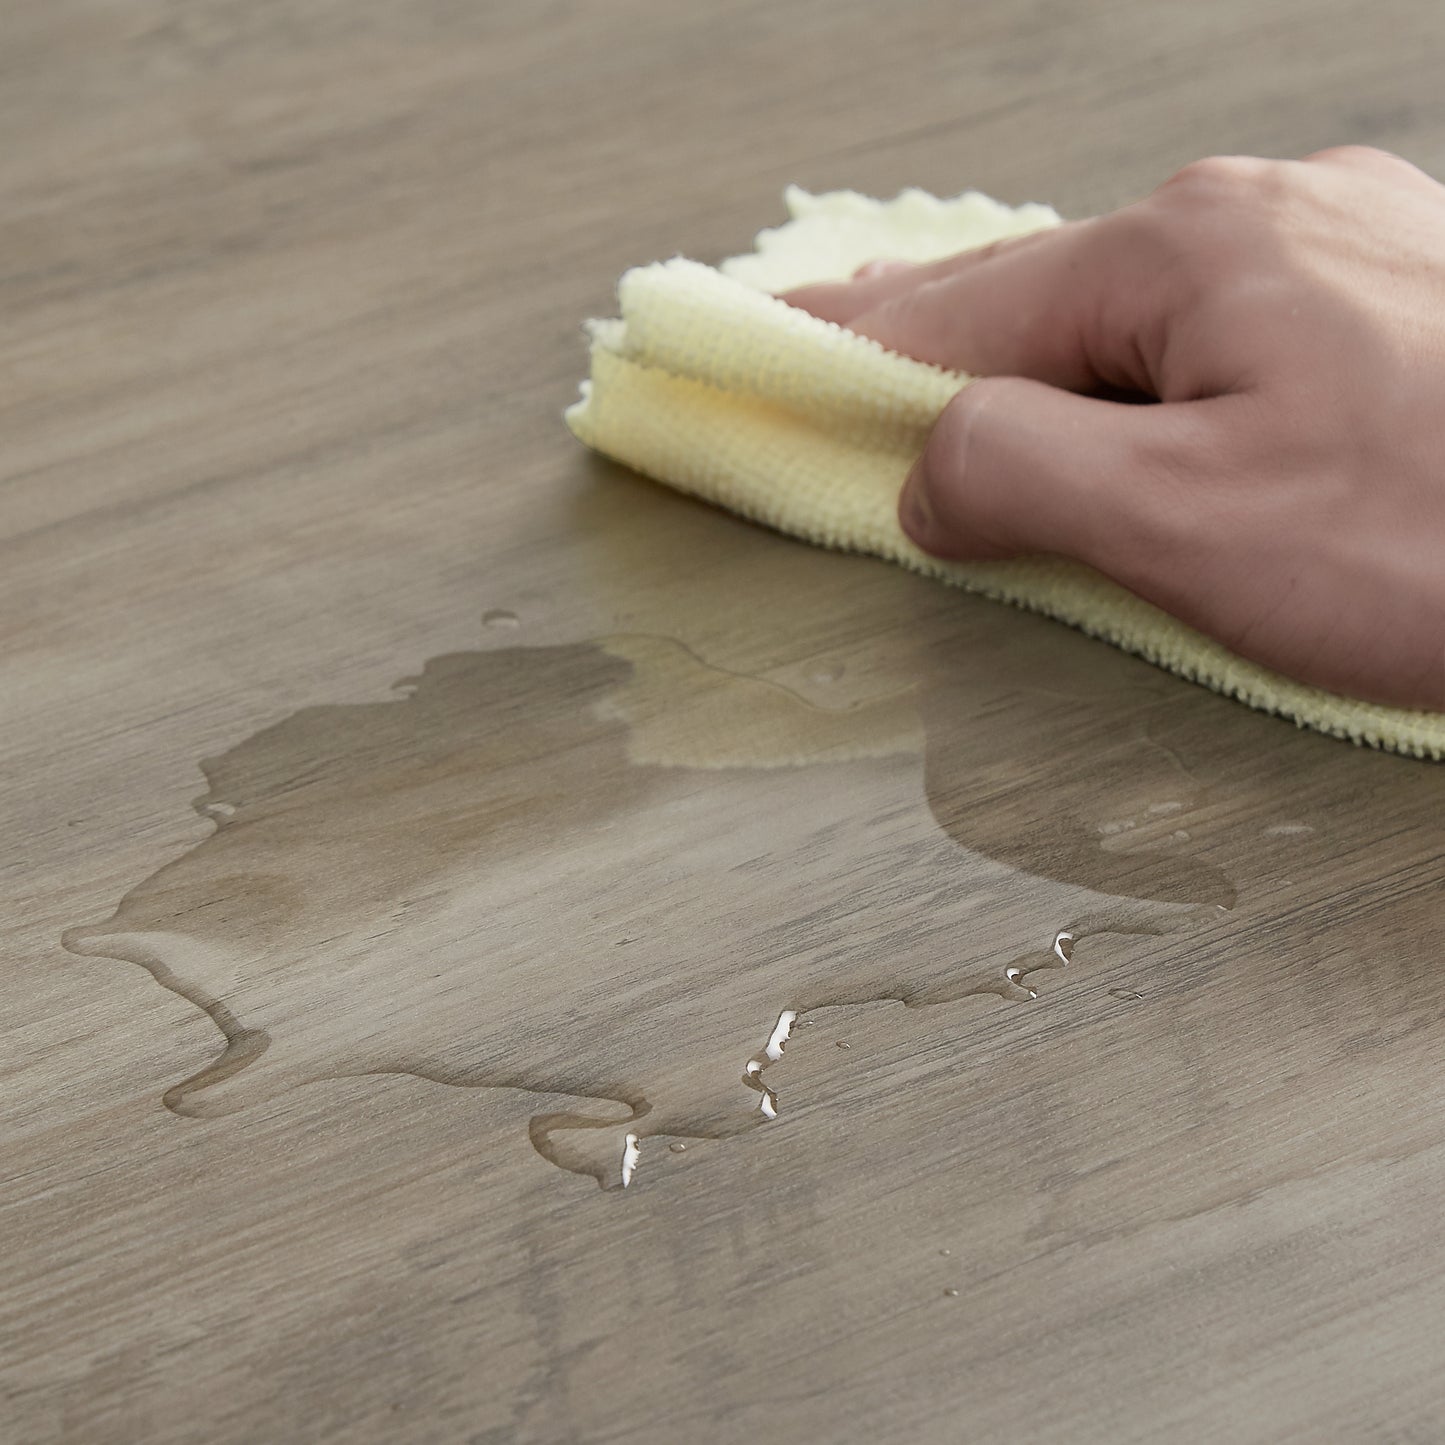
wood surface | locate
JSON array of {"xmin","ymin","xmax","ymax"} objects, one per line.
[{"xmin": 5, "ymin": 2, "xmax": 1445, "ymax": 1441}]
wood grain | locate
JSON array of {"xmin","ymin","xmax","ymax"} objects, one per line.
[{"xmin": 5, "ymin": 2, "xmax": 1445, "ymax": 1441}]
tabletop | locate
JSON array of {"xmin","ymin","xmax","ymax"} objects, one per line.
[{"xmin": 5, "ymin": 3, "xmax": 1445, "ymax": 1441}]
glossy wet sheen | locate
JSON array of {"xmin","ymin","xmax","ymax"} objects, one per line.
[{"xmin": 6, "ymin": 3, "xmax": 1445, "ymax": 1442}]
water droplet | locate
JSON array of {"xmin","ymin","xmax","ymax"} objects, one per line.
[
  {"xmin": 620, "ymin": 1133, "xmax": 640, "ymax": 1188},
  {"xmin": 1265, "ymin": 823, "xmax": 1313, "ymax": 837},
  {"xmin": 1171, "ymin": 830, "xmax": 1191, "ymax": 842},
  {"xmin": 1109, "ymin": 987, "xmax": 1143, "ymax": 1001},
  {"xmin": 943, "ymin": 1287, "xmax": 960, "ymax": 1298},
  {"xmin": 1004, "ymin": 965, "xmax": 1038, "ymax": 999},
  {"xmin": 202, "ymin": 801, "xmax": 237, "ymax": 819},
  {"xmin": 808, "ymin": 662, "xmax": 844, "ymax": 684},
  {"xmin": 483, "ymin": 609, "xmax": 520, "ymax": 630},
  {"xmin": 763, "ymin": 1009, "xmax": 798, "ymax": 1062},
  {"xmin": 1097, "ymin": 819, "xmax": 1136, "ymax": 836},
  {"xmin": 1147, "ymin": 801, "xmax": 1183, "ymax": 816},
  {"xmin": 939, "ymin": 1248, "xmax": 952, "ymax": 1257},
  {"xmin": 669, "ymin": 1142, "xmax": 687, "ymax": 1154},
  {"xmin": 835, "ymin": 1041, "xmax": 851, "ymax": 1050},
  {"xmin": 742, "ymin": 1008, "xmax": 795, "ymax": 1119}
]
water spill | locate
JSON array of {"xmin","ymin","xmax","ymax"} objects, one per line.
[
  {"xmin": 64, "ymin": 625, "xmax": 1209, "ymax": 1192},
  {"xmin": 595, "ymin": 633, "xmax": 919, "ymax": 770},
  {"xmin": 482, "ymin": 608, "xmax": 520, "ymax": 630},
  {"xmin": 735, "ymin": 924, "xmax": 1159, "ymax": 1124}
]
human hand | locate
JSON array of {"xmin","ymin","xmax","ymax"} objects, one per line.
[{"xmin": 781, "ymin": 148, "xmax": 1445, "ymax": 711}]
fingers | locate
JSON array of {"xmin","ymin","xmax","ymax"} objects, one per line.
[
  {"xmin": 788, "ymin": 216, "xmax": 1167, "ymax": 395},
  {"xmin": 898, "ymin": 377, "xmax": 1228, "ymax": 608},
  {"xmin": 852, "ymin": 259, "xmax": 915, "ymax": 280},
  {"xmin": 777, "ymin": 229, "xmax": 1059, "ymax": 331},
  {"xmin": 784, "ymin": 150, "xmax": 1436, "ymax": 391}
]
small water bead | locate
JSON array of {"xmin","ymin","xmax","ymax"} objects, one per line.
[
  {"xmin": 619, "ymin": 1134, "xmax": 641, "ymax": 1188},
  {"xmin": 1109, "ymin": 987, "xmax": 1144, "ymax": 1001},
  {"xmin": 943, "ymin": 1288, "xmax": 960, "ymax": 1298},
  {"xmin": 1005, "ymin": 965, "xmax": 1038, "ymax": 1000},
  {"xmin": 835, "ymin": 1041, "xmax": 851, "ymax": 1050},
  {"xmin": 763, "ymin": 1010, "xmax": 797, "ymax": 1062},
  {"xmin": 669, "ymin": 1142, "xmax": 687, "ymax": 1154},
  {"xmin": 482, "ymin": 608, "xmax": 520, "ymax": 630}
]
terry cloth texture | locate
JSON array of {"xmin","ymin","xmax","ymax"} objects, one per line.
[{"xmin": 565, "ymin": 185, "xmax": 1445, "ymax": 760}]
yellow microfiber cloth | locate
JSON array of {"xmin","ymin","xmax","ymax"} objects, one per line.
[{"xmin": 565, "ymin": 186, "xmax": 1445, "ymax": 760}]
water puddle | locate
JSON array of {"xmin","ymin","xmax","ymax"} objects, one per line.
[{"xmin": 64, "ymin": 623, "xmax": 1215, "ymax": 1191}]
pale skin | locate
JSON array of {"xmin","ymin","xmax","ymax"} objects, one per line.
[{"xmin": 781, "ymin": 146, "xmax": 1445, "ymax": 712}]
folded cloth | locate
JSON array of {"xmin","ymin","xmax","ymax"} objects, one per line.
[{"xmin": 566, "ymin": 186, "xmax": 1445, "ymax": 760}]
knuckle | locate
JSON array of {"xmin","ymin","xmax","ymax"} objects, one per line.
[
  {"xmin": 1303, "ymin": 142, "xmax": 1400, "ymax": 169},
  {"xmin": 923, "ymin": 380, "xmax": 1012, "ymax": 522},
  {"xmin": 1158, "ymin": 154, "xmax": 1273, "ymax": 197},
  {"xmin": 928, "ymin": 379, "xmax": 990, "ymax": 459},
  {"xmin": 1134, "ymin": 155, "xmax": 1294, "ymax": 291},
  {"xmin": 939, "ymin": 374, "xmax": 1015, "ymax": 433}
]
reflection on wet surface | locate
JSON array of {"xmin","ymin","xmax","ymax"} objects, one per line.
[{"xmin": 63, "ymin": 622, "xmax": 1204, "ymax": 1188}]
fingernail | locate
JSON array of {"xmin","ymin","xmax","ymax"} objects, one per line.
[
  {"xmin": 854, "ymin": 258, "xmax": 913, "ymax": 280},
  {"xmin": 898, "ymin": 462, "xmax": 939, "ymax": 548}
]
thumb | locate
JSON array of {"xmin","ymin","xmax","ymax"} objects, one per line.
[{"xmin": 899, "ymin": 376, "xmax": 1194, "ymax": 582}]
